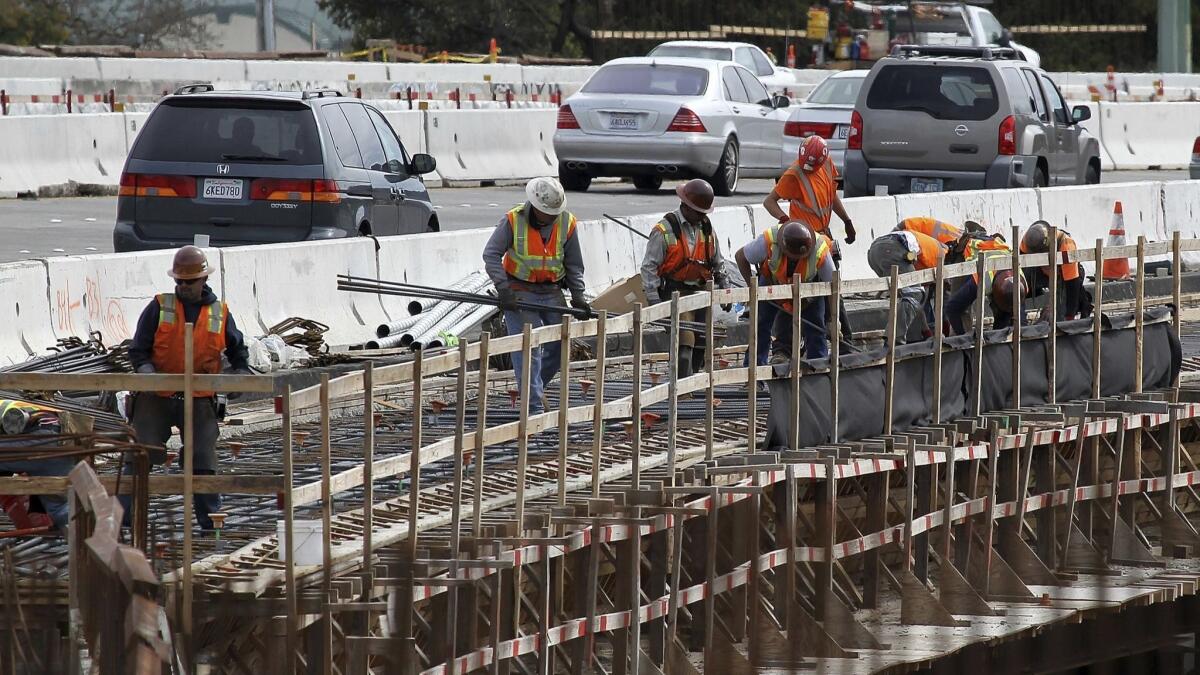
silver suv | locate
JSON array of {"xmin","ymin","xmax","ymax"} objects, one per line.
[{"xmin": 843, "ymin": 46, "xmax": 1100, "ymax": 197}]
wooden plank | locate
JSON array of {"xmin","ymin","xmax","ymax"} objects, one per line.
[
  {"xmin": 1011, "ymin": 225, "xmax": 1022, "ymax": 409},
  {"xmin": 884, "ymin": 266, "xmax": 899, "ymax": 435},
  {"xmin": 830, "ymin": 271, "xmax": 841, "ymax": 443},
  {"xmin": 1093, "ymin": 239, "xmax": 1104, "ymax": 399},
  {"xmin": 972, "ymin": 254, "xmax": 987, "ymax": 416},
  {"xmin": 1135, "ymin": 236, "xmax": 1145, "ymax": 393},
  {"xmin": 591, "ymin": 314, "xmax": 607, "ymax": 498},
  {"xmin": 0, "ymin": 371, "xmax": 275, "ymax": 394},
  {"xmin": 667, "ymin": 293, "xmax": 681, "ymax": 486},
  {"xmin": 182, "ymin": 323, "xmax": 196, "ymax": 659},
  {"xmin": 790, "ymin": 275, "xmax": 802, "ymax": 451},
  {"xmin": 1048, "ymin": 226, "xmax": 1059, "ymax": 404},
  {"xmin": 559, "ymin": 316, "xmax": 572, "ymax": 504},
  {"xmin": 933, "ymin": 253, "xmax": 945, "ymax": 423},
  {"xmin": 514, "ymin": 323, "xmax": 533, "ymax": 529},
  {"xmin": 704, "ymin": 283, "xmax": 716, "ymax": 466},
  {"xmin": 632, "ymin": 304, "xmax": 644, "ymax": 490},
  {"xmin": 406, "ymin": 354, "xmax": 419, "ymax": 562},
  {"xmin": 473, "ymin": 332, "xmax": 491, "ymax": 538},
  {"xmin": 746, "ymin": 280, "xmax": 759, "ymax": 457},
  {"xmin": 0, "ymin": 474, "xmax": 285, "ymax": 495}
]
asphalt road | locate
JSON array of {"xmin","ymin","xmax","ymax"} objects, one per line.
[{"xmin": 0, "ymin": 170, "xmax": 1187, "ymax": 264}]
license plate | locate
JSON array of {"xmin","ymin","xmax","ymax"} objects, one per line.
[
  {"xmin": 910, "ymin": 177, "xmax": 944, "ymax": 193},
  {"xmin": 202, "ymin": 178, "xmax": 243, "ymax": 200},
  {"xmin": 608, "ymin": 114, "xmax": 640, "ymax": 131},
  {"xmin": 837, "ymin": 125, "xmax": 849, "ymax": 139}
]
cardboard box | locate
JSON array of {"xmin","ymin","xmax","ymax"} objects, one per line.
[{"xmin": 591, "ymin": 275, "xmax": 648, "ymax": 314}]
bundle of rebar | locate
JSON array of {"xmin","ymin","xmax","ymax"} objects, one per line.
[
  {"xmin": 267, "ymin": 317, "xmax": 330, "ymax": 357},
  {"xmin": 1, "ymin": 336, "xmax": 132, "ymax": 375}
]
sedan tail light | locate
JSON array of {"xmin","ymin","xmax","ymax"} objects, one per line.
[
  {"xmin": 249, "ymin": 178, "xmax": 341, "ymax": 203},
  {"xmin": 666, "ymin": 107, "xmax": 707, "ymax": 133},
  {"xmin": 998, "ymin": 115, "xmax": 1017, "ymax": 156},
  {"xmin": 847, "ymin": 111, "xmax": 863, "ymax": 150},
  {"xmin": 784, "ymin": 121, "xmax": 836, "ymax": 138},
  {"xmin": 557, "ymin": 105, "xmax": 580, "ymax": 130},
  {"xmin": 119, "ymin": 173, "xmax": 197, "ymax": 198}
]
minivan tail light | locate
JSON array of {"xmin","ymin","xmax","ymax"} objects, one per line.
[
  {"xmin": 557, "ymin": 105, "xmax": 580, "ymax": 130},
  {"xmin": 784, "ymin": 121, "xmax": 836, "ymax": 138},
  {"xmin": 998, "ymin": 115, "xmax": 1017, "ymax": 155},
  {"xmin": 119, "ymin": 173, "xmax": 196, "ymax": 198},
  {"xmin": 250, "ymin": 178, "xmax": 342, "ymax": 203},
  {"xmin": 666, "ymin": 107, "xmax": 707, "ymax": 133},
  {"xmin": 1192, "ymin": 136, "xmax": 1200, "ymax": 157},
  {"xmin": 847, "ymin": 111, "xmax": 863, "ymax": 150}
]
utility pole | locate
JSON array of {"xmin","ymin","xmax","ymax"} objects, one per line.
[
  {"xmin": 256, "ymin": 0, "xmax": 277, "ymax": 53},
  {"xmin": 1158, "ymin": 0, "xmax": 1192, "ymax": 73}
]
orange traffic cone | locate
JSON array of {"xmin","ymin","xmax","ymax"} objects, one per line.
[
  {"xmin": 489, "ymin": 38, "xmax": 499, "ymax": 63},
  {"xmin": 1102, "ymin": 201, "xmax": 1131, "ymax": 280}
]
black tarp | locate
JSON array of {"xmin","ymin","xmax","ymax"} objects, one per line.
[{"xmin": 765, "ymin": 309, "xmax": 1181, "ymax": 450}]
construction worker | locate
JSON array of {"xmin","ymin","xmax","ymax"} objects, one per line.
[
  {"xmin": 735, "ymin": 221, "xmax": 834, "ymax": 362},
  {"xmin": 124, "ymin": 245, "xmax": 250, "ymax": 531},
  {"xmin": 1020, "ymin": 221, "xmax": 1092, "ymax": 320},
  {"xmin": 640, "ymin": 179, "xmax": 731, "ymax": 377},
  {"xmin": 894, "ymin": 217, "xmax": 995, "ymax": 264},
  {"xmin": 868, "ymin": 229, "xmax": 947, "ymax": 340},
  {"xmin": 483, "ymin": 176, "xmax": 588, "ymax": 414},
  {"xmin": 944, "ymin": 238, "xmax": 1028, "ymax": 335},
  {"xmin": 0, "ymin": 399, "xmax": 74, "ymax": 531}
]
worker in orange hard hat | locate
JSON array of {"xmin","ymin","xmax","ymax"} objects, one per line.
[
  {"xmin": 1020, "ymin": 221, "xmax": 1092, "ymax": 321},
  {"xmin": 640, "ymin": 179, "xmax": 732, "ymax": 377},
  {"xmin": 122, "ymin": 245, "xmax": 251, "ymax": 532},
  {"xmin": 735, "ymin": 220, "xmax": 834, "ymax": 362}
]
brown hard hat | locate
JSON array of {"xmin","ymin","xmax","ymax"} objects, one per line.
[
  {"xmin": 963, "ymin": 220, "xmax": 985, "ymax": 234},
  {"xmin": 779, "ymin": 221, "xmax": 815, "ymax": 256},
  {"xmin": 990, "ymin": 270, "xmax": 1027, "ymax": 308},
  {"xmin": 1021, "ymin": 221, "xmax": 1053, "ymax": 253},
  {"xmin": 675, "ymin": 178, "xmax": 715, "ymax": 214},
  {"xmin": 169, "ymin": 245, "xmax": 210, "ymax": 280}
]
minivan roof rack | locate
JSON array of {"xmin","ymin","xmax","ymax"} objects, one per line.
[
  {"xmin": 889, "ymin": 45, "xmax": 1024, "ymax": 61},
  {"xmin": 173, "ymin": 83, "xmax": 215, "ymax": 95},
  {"xmin": 302, "ymin": 89, "xmax": 344, "ymax": 99}
]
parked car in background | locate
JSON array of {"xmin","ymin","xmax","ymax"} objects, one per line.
[
  {"xmin": 855, "ymin": 2, "xmax": 1041, "ymax": 68},
  {"xmin": 783, "ymin": 70, "xmax": 868, "ymax": 176},
  {"xmin": 843, "ymin": 45, "xmax": 1100, "ymax": 197},
  {"xmin": 554, "ymin": 57, "xmax": 792, "ymax": 195},
  {"xmin": 648, "ymin": 41, "xmax": 801, "ymax": 95},
  {"xmin": 114, "ymin": 85, "xmax": 437, "ymax": 252}
]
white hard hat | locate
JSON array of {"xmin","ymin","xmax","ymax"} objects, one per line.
[{"xmin": 525, "ymin": 176, "xmax": 566, "ymax": 216}]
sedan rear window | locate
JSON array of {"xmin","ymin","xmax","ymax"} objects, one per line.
[
  {"xmin": 131, "ymin": 100, "xmax": 322, "ymax": 164},
  {"xmin": 806, "ymin": 76, "xmax": 865, "ymax": 105},
  {"xmin": 582, "ymin": 64, "xmax": 709, "ymax": 97},
  {"xmin": 649, "ymin": 46, "xmax": 733, "ymax": 61},
  {"xmin": 866, "ymin": 65, "xmax": 998, "ymax": 121}
]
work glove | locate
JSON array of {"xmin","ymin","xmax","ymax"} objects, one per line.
[
  {"xmin": 497, "ymin": 287, "xmax": 519, "ymax": 311},
  {"xmin": 570, "ymin": 291, "xmax": 592, "ymax": 316},
  {"xmin": 844, "ymin": 220, "xmax": 857, "ymax": 245},
  {"xmin": 777, "ymin": 214, "xmax": 789, "ymax": 224},
  {"xmin": 135, "ymin": 363, "xmax": 155, "ymax": 374}
]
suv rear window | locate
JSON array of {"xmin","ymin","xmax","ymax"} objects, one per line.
[
  {"xmin": 582, "ymin": 64, "xmax": 709, "ymax": 96},
  {"xmin": 866, "ymin": 65, "xmax": 998, "ymax": 121},
  {"xmin": 131, "ymin": 99, "xmax": 322, "ymax": 164}
]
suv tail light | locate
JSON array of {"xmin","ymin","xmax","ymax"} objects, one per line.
[
  {"xmin": 666, "ymin": 107, "xmax": 707, "ymax": 133},
  {"xmin": 1193, "ymin": 136, "xmax": 1200, "ymax": 157},
  {"xmin": 118, "ymin": 173, "xmax": 196, "ymax": 198},
  {"xmin": 847, "ymin": 111, "xmax": 863, "ymax": 150},
  {"xmin": 250, "ymin": 178, "xmax": 341, "ymax": 203},
  {"xmin": 557, "ymin": 105, "xmax": 580, "ymax": 129},
  {"xmin": 784, "ymin": 121, "xmax": 836, "ymax": 138},
  {"xmin": 998, "ymin": 115, "xmax": 1017, "ymax": 155}
]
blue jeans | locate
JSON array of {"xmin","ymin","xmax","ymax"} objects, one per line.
[
  {"xmin": 503, "ymin": 290, "xmax": 567, "ymax": 414},
  {"xmin": 770, "ymin": 298, "xmax": 829, "ymax": 360},
  {"xmin": 744, "ymin": 301, "xmax": 779, "ymax": 367}
]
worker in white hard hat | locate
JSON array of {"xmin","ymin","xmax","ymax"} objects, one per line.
[{"xmin": 483, "ymin": 176, "xmax": 588, "ymax": 414}]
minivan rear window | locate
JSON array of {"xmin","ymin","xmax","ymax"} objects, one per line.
[
  {"xmin": 866, "ymin": 65, "xmax": 998, "ymax": 121},
  {"xmin": 131, "ymin": 100, "xmax": 322, "ymax": 164},
  {"xmin": 582, "ymin": 64, "xmax": 709, "ymax": 96}
]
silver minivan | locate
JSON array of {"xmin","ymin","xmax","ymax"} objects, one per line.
[{"xmin": 843, "ymin": 46, "xmax": 1100, "ymax": 197}]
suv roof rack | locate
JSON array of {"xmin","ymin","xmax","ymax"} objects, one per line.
[
  {"xmin": 302, "ymin": 89, "xmax": 344, "ymax": 99},
  {"xmin": 889, "ymin": 45, "xmax": 1024, "ymax": 61},
  {"xmin": 173, "ymin": 83, "xmax": 215, "ymax": 95}
]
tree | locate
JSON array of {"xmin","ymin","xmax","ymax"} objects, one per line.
[
  {"xmin": 63, "ymin": 0, "xmax": 212, "ymax": 49},
  {"xmin": 0, "ymin": 0, "xmax": 71, "ymax": 45}
]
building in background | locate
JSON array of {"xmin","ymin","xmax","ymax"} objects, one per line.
[{"xmin": 165, "ymin": 0, "xmax": 351, "ymax": 52}]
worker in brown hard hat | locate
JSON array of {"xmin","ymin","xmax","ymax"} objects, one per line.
[
  {"xmin": 121, "ymin": 245, "xmax": 251, "ymax": 532},
  {"xmin": 1020, "ymin": 220, "xmax": 1092, "ymax": 320},
  {"xmin": 945, "ymin": 237, "xmax": 1028, "ymax": 335},
  {"xmin": 640, "ymin": 179, "xmax": 731, "ymax": 377},
  {"xmin": 735, "ymin": 220, "xmax": 835, "ymax": 362}
]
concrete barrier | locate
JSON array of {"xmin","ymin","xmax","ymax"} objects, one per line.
[
  {"xmin": 1162, "ymin": 180, "xmax": 1200, "ymax": 238},
  {"xmin": 423, "ymin": 108, "xmax": 557, "ymax": 185},
  {"xmin": 1097, "ymin": 101, "xmax": 1200, "ymax": 170},
  {"xmin": 1036, "ymin": 182, "xmax": 1165, "ymax": 245},
  {"xmin": 0, "ymin": 260, "xmax": 56, "ymax": 363},
  {"xmin": 894, "ymin": 187, "xmax": 1041, "ymax": 237},
  {"xmin": 374, "ymin": 229, "xmax": 494, "ymax": 320}
]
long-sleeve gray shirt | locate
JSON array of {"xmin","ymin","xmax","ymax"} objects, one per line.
[
  {"xmin": 482, "ymin": 204, "xmax": 586, "ymax": 295},
  {"xmin": 640, "ymin": 210, "xmax": 729, "ymax": 302}
]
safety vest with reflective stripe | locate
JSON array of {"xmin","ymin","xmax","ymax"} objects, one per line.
[
  {"xmin": 654, "ymin": 215, "xmax": 714, "ymax": 284},
  {"xmin": 897, "ymin": 217, "xmax": 963, "ymax": 246},
  {"xmin": 501, "ymin": 206, "xmax": 577, "ymax": 284},
  {"xmin": 784, "ymin": 161, "xmax": 836, "ymax": 233},
  {"xmin": 151, "ymin": 293, "xmax": 228, "ymax": 397},
  {"xmin": 762, "ymin": 225, "xmax": 831, "ymax": 314},
  {"xmin": 1019, "ymin": 229, "xmax": 1081, "ymax": 281}
]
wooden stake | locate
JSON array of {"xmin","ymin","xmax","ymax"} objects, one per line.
[
  {"xmin": 667, "ymin": 292, "xmax": 681, "ymax": 484},
  {"xmin": 515, "ymin": 324, "xmax": 532, "ymax": 531},
  {"xmin": 364, "ymin": 361, "xmax": 376, "ymax": 594},
  {"xmin": 789, "ymin": 274, "xmax": 802, "ymax": 452},
  {"xmin": 746, "ymin": 280, "xmax": 759, "ymax": 456},
  {"xmin": 1011, "ymin": 225, "xmax": 1021, "ymax": 409},
  {"xmin": 632, "ymin": 304, "xmax": 644, "ymax": 491},
  {"xmin": 320, "ymin": 375, "xmax": 333, "ymax": 675},
  {"xmin": 830, "ymin": 271, "xmax": 841, "ymax": 442},
  {"xmin": 448, "ymin": 341, "xmax": 469, "ymax": 673},
  {"xmin": 591, "ymin": 313, "xmax": 607, "ymax": 497},
  {"xmin": 1174, "ymin": 230, "xmax": 1183, "ymax": 385},
  {"xmin": 182, "ymin": 323, "xmax": 195, "ymax": 661},
  {"xmin": 1093, "ymin": 239, "xmax": 1104, "ymax": 399},
  {"xmin": 884, "ymin": 265, "xmax": 899, "ymax": 435},
  {"xmin": 281, "ymin": 383, "xmax": 297, "ymax": 675},
  {"xmin": 972, "ymin": 254, "xmax": 987, "ymax": 417},
  {"xmin": 705, "ymin": 282, "xmax": 716, "ymax": 462},
  {"xmin": 406, "ymin": 352, "xmax": 420, "ymax": 566},
  {"xmin": 933, "ymin": 253, "xmax": 945, "ymax": 423},
  {"xmin": 1135, "ymin": 235, "xmax": 1145, "ymax": 393},
  {"xmin": 1048, "ymin": 226, "xmax": 1059, "ymax": 404},
  {"xmin": 473, "ymin": 332, "xmax": 490, "ymax": 539},
  {"xmin": 558, "ymin": 316, "xmax": 571, "ymax": 505}
]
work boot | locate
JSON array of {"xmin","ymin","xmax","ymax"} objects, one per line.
[{"xmin": 769, "ymin": 350, "xmax": 790, "ymax": 366}]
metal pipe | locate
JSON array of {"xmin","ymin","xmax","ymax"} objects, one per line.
[
  {"xmin": 406, "ymin": 270, "xmax": 488, "ymax": 315},
  {"xmin": 410, "ymin": 298, "xmax": 494, "ymax": 350},
  {"xmin": 602, "ymin": 213, "xmax": 651, "ymax": 240},
  {"xmin": 399, "ymin": 277, "xmax": 494, "ymax": 347},
  {"xmin": 430, "ymin": 305, "xmax": 499, "ymax": 349}
]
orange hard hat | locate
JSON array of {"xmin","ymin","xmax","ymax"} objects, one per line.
[
  {"xmin": 169, "ymin": 245, "xmax": 210, "ymax": 280},
  {"xmin": 798, "ymin": 136, "xmax": 829, "ymax": 172}
]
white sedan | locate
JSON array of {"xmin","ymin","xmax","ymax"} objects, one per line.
[
  {"xmin": 648, "ymin": 41, "xmax": 801, "ymax": 95},
  {"xmin": 782, "ymin": 70, "xmax": 867, "ymax": 176},
  {"xmin": 554, "ymin": 57, "xmax": 792, "ymax": 196}
]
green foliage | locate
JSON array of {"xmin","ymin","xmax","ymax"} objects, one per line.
[{"xmin": 0, "ymin": 0, "xmax": 71, "ymax": 45}]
